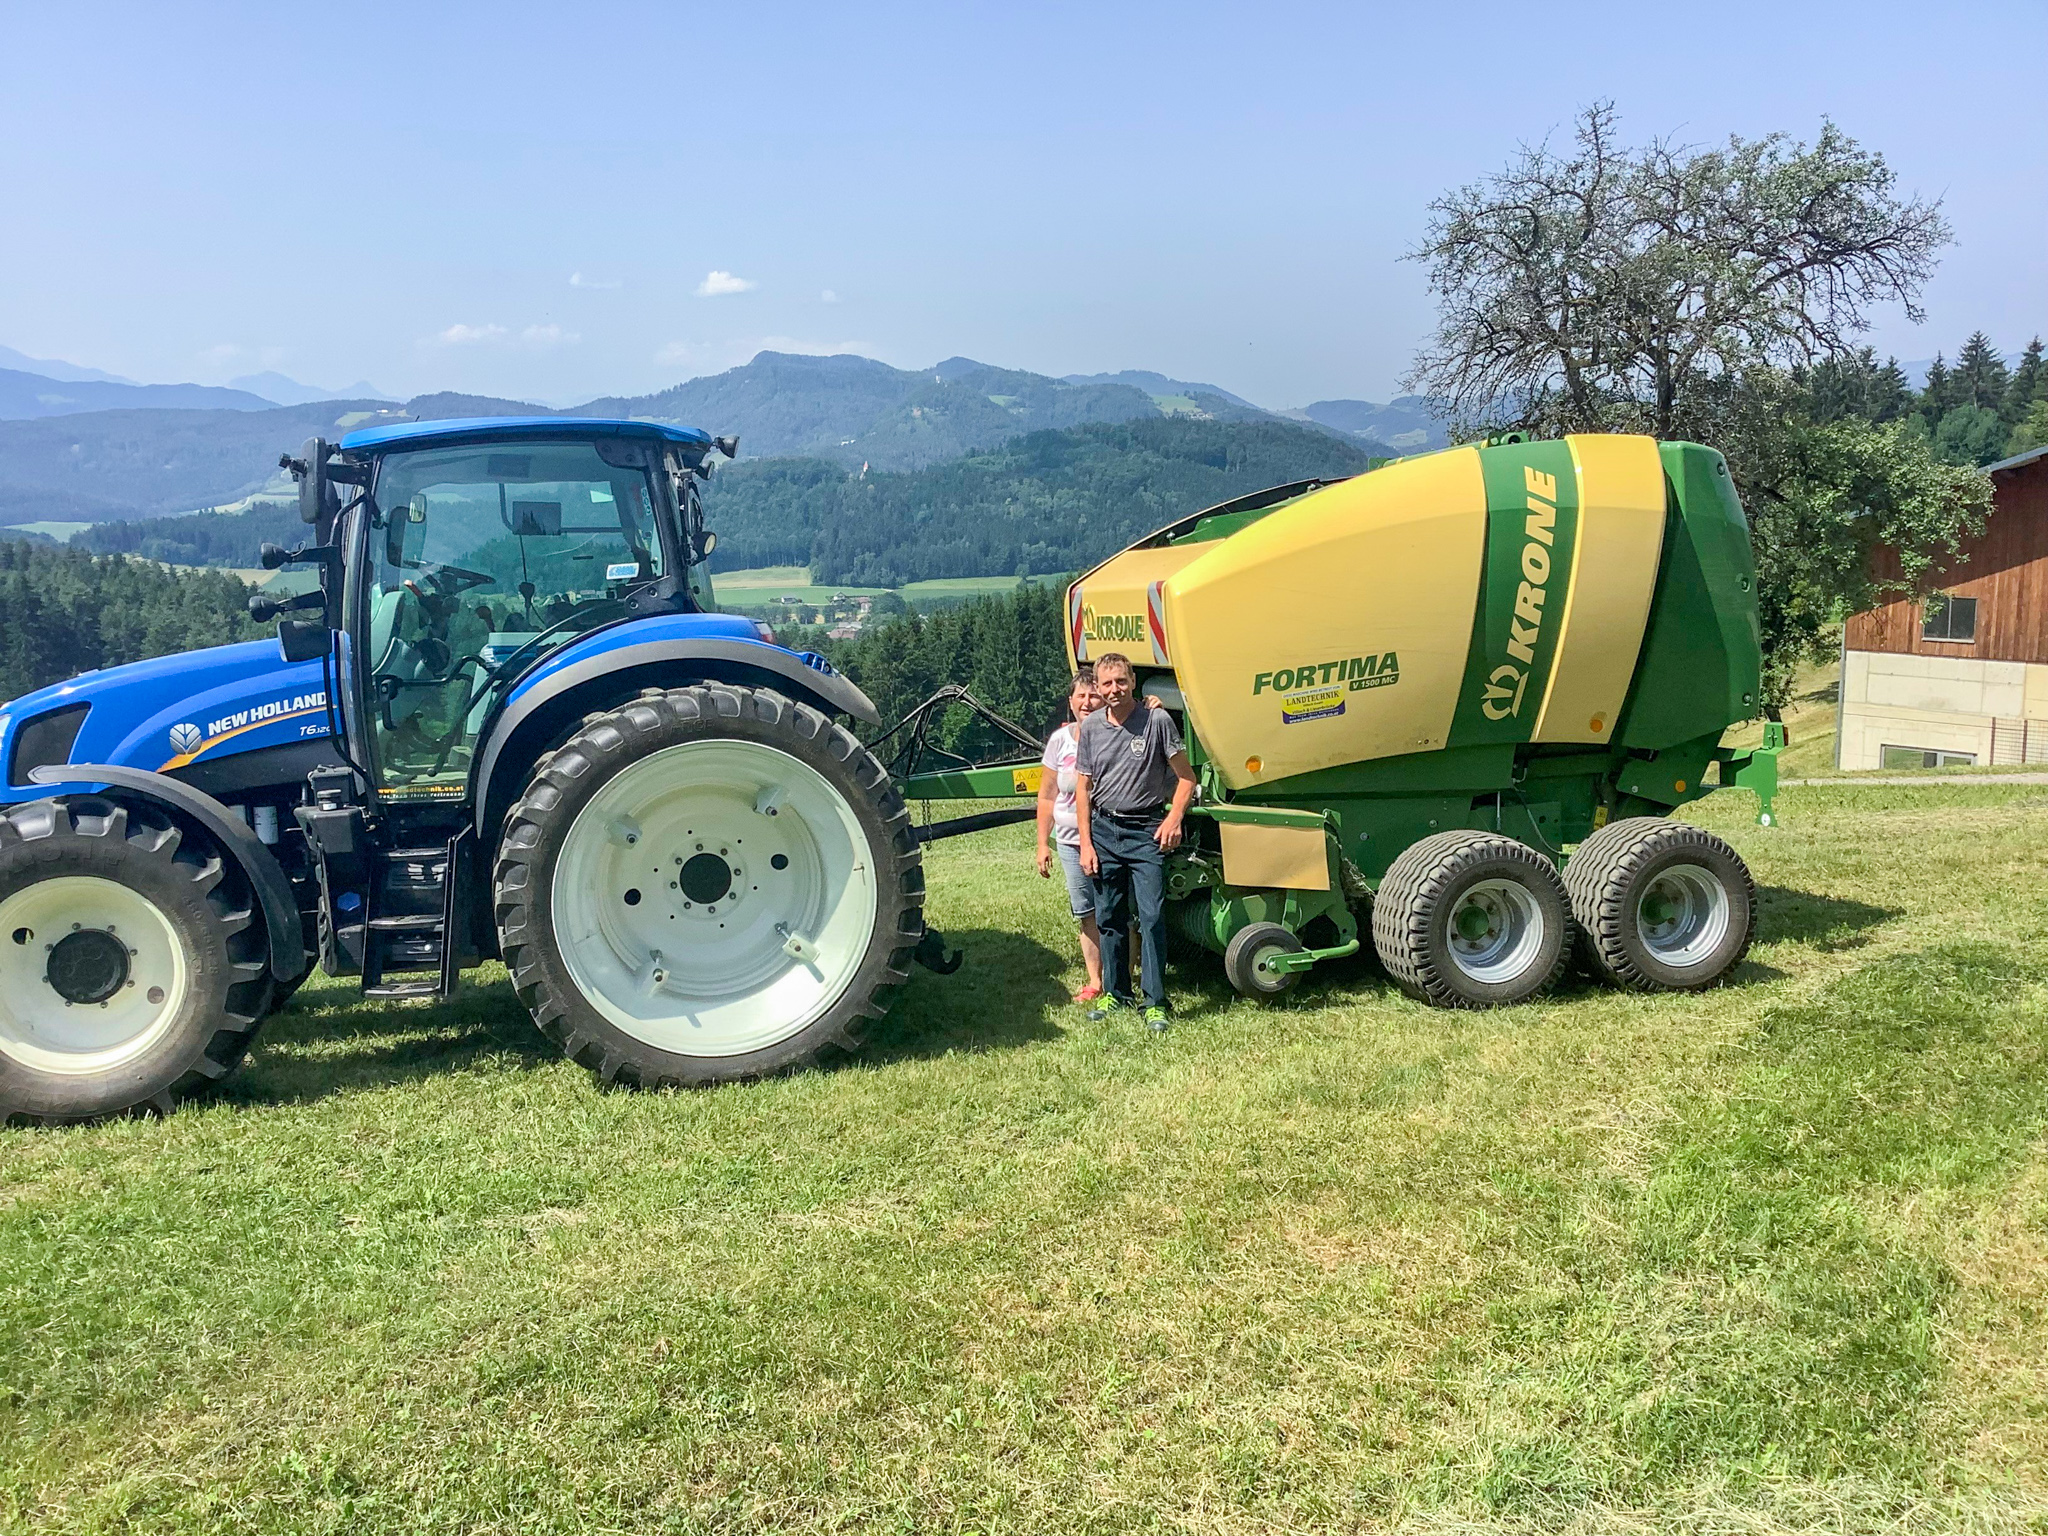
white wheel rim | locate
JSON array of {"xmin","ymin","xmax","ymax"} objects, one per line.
[
  {"xmin": 0, "ymin": 877, "xmax": 192, "ymax": 1075},
  {"xmin": 1446, "ymin": 876, "xmax": 1546, "ymax": 984},
  {"xmin": 550, "ymin": 739, "xmax": 880, "ymax": 1058},
  {"xmin": 1634, "ymin": 862, "xmax": 1731, "ymax": 966}
]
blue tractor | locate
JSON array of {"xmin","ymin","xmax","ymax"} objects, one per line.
[{"xmin": 0, "ymin": 418, "xmax": 931, "ymax": 1123}]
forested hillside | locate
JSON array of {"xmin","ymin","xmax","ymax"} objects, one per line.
[
  {"xmin": 0, "ymin": 540, "xmax": 259, "ymax": 700},
  {"xmin": 705, "ymin": 416, "xmax": 1375, "ymax": 583},
  {"xmin": 68, "ymin": 415, "xmax": 1372, "ymax": 582},
  {"xmin": 798, "ymin": 583, "xmax": 1074, "ymax": 749},
  {"xmin": 77, "ymin": 502, "xmax": 302, "ymax": 566}
]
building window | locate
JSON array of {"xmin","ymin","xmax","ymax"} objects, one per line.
[
  {"xmin": 1921, "ymin": 593, "xmax": 1977, "ymax": 643},
  {"xmin": 1880, "ymin": 745, "xmax": 1976, "ymax": 769}
]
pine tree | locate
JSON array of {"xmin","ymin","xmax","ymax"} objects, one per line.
[
  {"xmin": 1953, "ymin": 331, "xmax": 2010, "ymax": 411},
  {"xmin": 1919, "ymin": 354, "xmax": 1953, "ymax": 428},
  {"xmin": 1870, "ymin": 358, "xmax": 1912, "ymax": 422},
  {"xmin": 2004, "ymin": 338, "xmax": 2045, "ymax": 426}
]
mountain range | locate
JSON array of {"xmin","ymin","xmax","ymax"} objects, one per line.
[{"xmin": 0, "ymin": 346, "xmax": 1446, "ymax": 528}]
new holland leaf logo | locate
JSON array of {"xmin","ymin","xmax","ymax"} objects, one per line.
[{"xmin": 168, "ymin": 722, "xmax": 203, "ymax": 754}]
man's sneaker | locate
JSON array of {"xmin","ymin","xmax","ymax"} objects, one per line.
[
  {"xmin": 1086, "ymin": 996, "xmax": 1128, "ymax": 1023},
  {"xmin": 1143, "ymin": 1005, "xmax": 1170, "ymax": 1033}
]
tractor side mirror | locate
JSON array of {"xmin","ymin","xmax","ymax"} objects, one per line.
[
  {"xmin": 699, "ymin": 530, "xmax": 717, "ymax": 558},
  {"xmin": 289, "ymin": 437, "xmax": 337, "ymax": 526},
  {"xmin": 277, "ymin": 619, "xmax": 331, "ymax": 664}
]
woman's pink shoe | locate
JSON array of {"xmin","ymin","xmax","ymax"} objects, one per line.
[{"xmin": 1074, "ymin": 983, "xmax": 1104, "ymax": 1004}]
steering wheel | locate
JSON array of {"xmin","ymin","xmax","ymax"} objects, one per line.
[{"xmin": 411, "ymin": 563, "xmax": 495, "ymax": 595}]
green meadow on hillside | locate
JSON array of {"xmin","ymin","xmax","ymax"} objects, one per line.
[{"xmin": 4, "ymin": 781, "xmax": 2048, "ymax": 1533}]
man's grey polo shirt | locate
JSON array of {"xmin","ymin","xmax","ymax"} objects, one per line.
[{"xmin": 1076, "ymin": 704, "xmax": 1184, "ymax": 815}]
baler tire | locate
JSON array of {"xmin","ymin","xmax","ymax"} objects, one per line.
[
  {"xmin": 492, "ymin": 684, "xmax": 925, "ymax": 1088},
  {"xmin": 1564, "ymin": 818, "xmax": 1754, "ymax": 991},
  {"xmin": 0, "ymin": 797, "xmax": 274, "ymax": 1125},
  {"xmin": 1371, "ymin": 830, "xmax": 1571, "ymax": 1009},
  {"xmin": 1223, "ymin": 921, "xmax": 1304, "ymax": 999}
]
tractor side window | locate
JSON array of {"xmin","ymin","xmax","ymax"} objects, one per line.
[{"xmin": 363, "ymin": 443, "xmax": 664, "ymax": 795}]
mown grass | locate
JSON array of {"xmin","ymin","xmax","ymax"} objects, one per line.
[{"xmin": 4, "ymin": 782, "xmax": 2048, "ymax": 1533}]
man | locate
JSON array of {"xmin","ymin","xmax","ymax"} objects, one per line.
[{"xmin": 1074, "ymin": 651, "xmax": 1198, "ymax": 1031}]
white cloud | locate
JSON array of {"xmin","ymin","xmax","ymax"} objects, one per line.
[
  {"xmin": 436, "ymin": 323, "xmax": 507, "ymax": 346},
  {"xmin": 695, "ymin": 270, "xmax": 757, "ymax": 297},
  {"xmin": 569, "ymin": 272, "xmax": 621, "ymax": 289},
  {"xmin": 427, "ymin": 322, "xmax": 577, "ymax": 350},
  {"xmin": 820, "ymin": 289, "xmax": 840, "ymax": 304}
]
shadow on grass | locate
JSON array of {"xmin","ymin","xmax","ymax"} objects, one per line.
[
  {"xmin": 862, "ymin": 926, "xmax": 1069, "ymax": 1063},
  {"xmin": 221, "ymin": 975, "xmax": 556, "ymax": 1107},
  {"xmin": 230, "ymin": 926, "xmax": 1073, "ymax": 1106},
  {"xmin": 1756, "ymin": 884, "xmax": 1899, "ymax": 952}
]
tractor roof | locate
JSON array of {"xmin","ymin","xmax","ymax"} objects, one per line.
[{"xmin": 338, "ymin": 416, "xmax": 714, "ymax": 453}]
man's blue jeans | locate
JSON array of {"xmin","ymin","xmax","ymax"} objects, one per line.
[{"xmin": 1090, "ymin": 810, "xmax": 1167, "ymax": 1009}]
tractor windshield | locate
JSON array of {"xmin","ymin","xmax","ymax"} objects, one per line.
[{"xmin": 361, "ymin": 440, "xmax": 667, "ymax": 796}]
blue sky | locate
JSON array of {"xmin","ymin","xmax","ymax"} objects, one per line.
[{"xmin": 1, "ymin": 1, "xmax": 2041, "ymax": 407}]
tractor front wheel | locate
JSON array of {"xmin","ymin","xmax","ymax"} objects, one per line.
[
  {"xmin": 0, "ymin": 797, "xmax": 274, "ymax": 1125},
  {"xmin": 492, "ymin": 685, "xmax": 925, "ymax": 1087}
]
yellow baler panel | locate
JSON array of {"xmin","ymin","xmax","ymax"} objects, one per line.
[
  {"xmin": 1164, "ymin": 447, "xmax": 1488, "ymax": 791},
  {"xmin": 1066, "ymin": 544, "xmax": 1210, "ymax": 667},
  {"xmin": 1532, "ymin": 435, "xmax": 1669, "ymax": 743}
]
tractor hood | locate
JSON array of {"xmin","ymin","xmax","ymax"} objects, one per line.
[{"xmin": 0, "ymin": 639, "xmax": 333, "ymax": 801}]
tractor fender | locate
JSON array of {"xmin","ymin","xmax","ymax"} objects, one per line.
[
  {"xmin": 470, "ymin": 637, "xmax": 881, "ymax": 841},
  {"xmin": 28, "ymin": 763, "xmax": 310, "ymax": 983}
]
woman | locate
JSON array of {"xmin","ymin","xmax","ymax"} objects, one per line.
[{"xmin": 1036, "ymin": 666, "xmax": 1106, "ymax": 1002}]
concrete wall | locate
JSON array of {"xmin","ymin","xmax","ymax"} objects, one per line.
[{"xmin": 1837, "ymin": 649, "xmax": 2048, "ymax": 768}]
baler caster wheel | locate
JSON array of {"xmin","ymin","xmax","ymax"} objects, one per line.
[
  {"xmin": 1224, "ymin": 922, "xmax": 1304, "ymax": 999},
  {"xmin": 1371, "ymin": 831, "xmax": 1571, "ymax": 1009},
  {"xmin": 1564, "ymin": 818, "xmax": 1754, "ymax": 991}
]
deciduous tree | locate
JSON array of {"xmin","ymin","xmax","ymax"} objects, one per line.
[{"xmin": 1405, "ymin": 104, "xmax": 1987, "ymax": 709}]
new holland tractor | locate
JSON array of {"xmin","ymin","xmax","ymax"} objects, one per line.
[{"xmin": 0, "ymin": 418, "xmax": 935, "ymax": 1124}]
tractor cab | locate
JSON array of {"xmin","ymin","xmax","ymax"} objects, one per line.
[{"xmin": 298, "ymin": 418, "xmax": 736, "ymax": 803}]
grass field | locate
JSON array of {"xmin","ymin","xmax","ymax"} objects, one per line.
[
  {"xmin": 6, "ymin": 781, "xmax": 2048, "ymax": 1533},
  {"xmin": 713, "ymin": 566, "xmax": 1046, "ymax": 611}
]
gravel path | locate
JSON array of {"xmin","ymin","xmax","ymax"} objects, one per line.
[{"xmin": 1783, "ymin": 774, "xmax": 2048, "ymax": 787}]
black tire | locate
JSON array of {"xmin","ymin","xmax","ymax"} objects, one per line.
[
  {"xmin": 1370, "ymin": 830, "xmax": 1571, "ymax": 1009},
  {"xmin": 1223, "ymin": 921, "xmax": 1304, "ymax": 998},
  {"xmin": 492, "ymin": 685, "xmax": 925, "ymax": 1087},
  {"xmin": 0, "ymin": 797, "xmax": 274, "ymax": 1125},
  {"xmin": 1564, "ymin": 817, "xmax": 1754, "ymax": 991}
]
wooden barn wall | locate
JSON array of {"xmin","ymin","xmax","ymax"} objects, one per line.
[{"xmin": 1845, "ymin": 460, "xmax": 2048, "ymax": 664}]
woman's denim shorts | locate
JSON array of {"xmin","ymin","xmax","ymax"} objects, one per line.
[{"xmin": 1054, "ymin": 840, "xmax": 1095, "ymax": 920}]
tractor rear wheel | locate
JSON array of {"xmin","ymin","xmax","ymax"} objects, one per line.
[
  {"xmin": 0, "ymin": 797, "xmax": 274, "ymax": 1125},
  {"xmin": 1564, "ymin": 818, "xmax": 1754, "ymax": 991},
  {"xmin": 1371, "ymin": 830, "xmax": 1571, "ymax": 1008},
  {"xmin": 492, "ymin": 685, "xmax": 925, "ymax": 1087}
]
